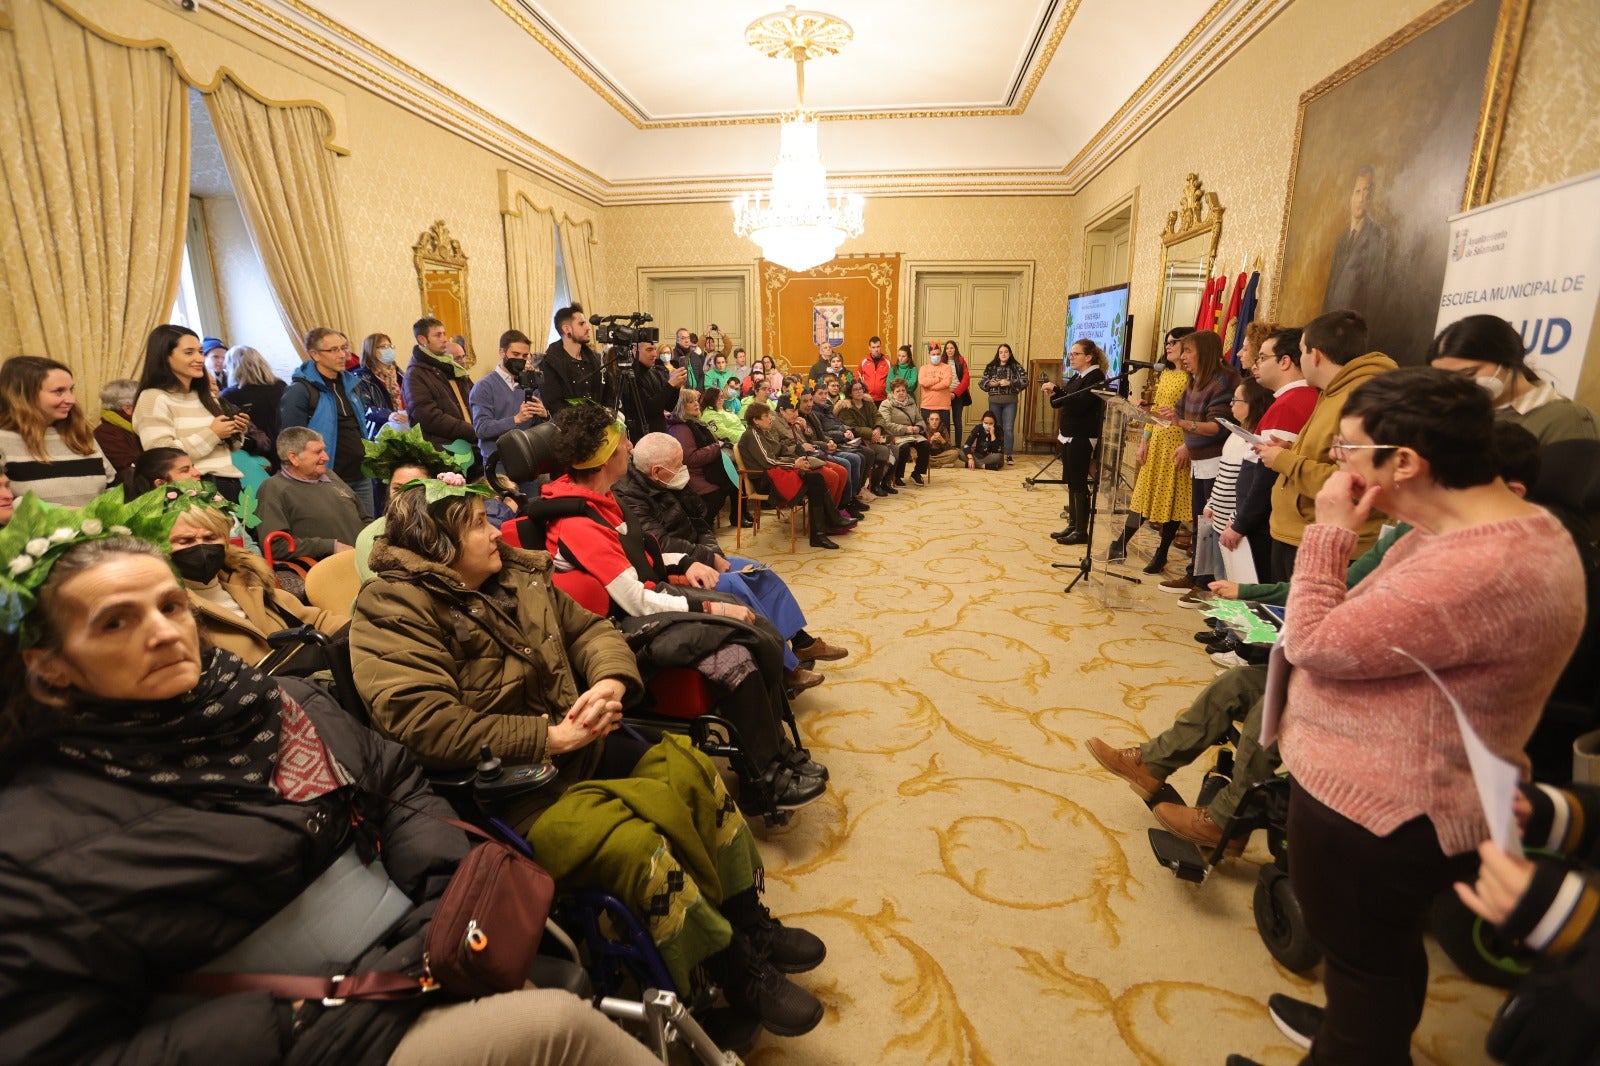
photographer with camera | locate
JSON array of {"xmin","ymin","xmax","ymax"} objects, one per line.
[
  {"xmin": 617, "ymin": 337, "xmax": 687, "ymax": 443},
  {"xmin": 470, "ymin": 328, "xmax": 549, "ymax": 492},
  {"xmin": 541, "ymin": 304, "xmax": 615, "ymax": 412}
]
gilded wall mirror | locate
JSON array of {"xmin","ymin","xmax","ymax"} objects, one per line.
[
  {"xmin": 414, "ymin": 220, "xmax": 475, "ymax": 369},
  {"xmin": 1151, "ymin": 174, "xmax": 1224, "ymax": 358}
]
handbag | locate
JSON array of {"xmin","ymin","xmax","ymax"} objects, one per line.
[{"xmin": 175, "ymin": 803, "xmax": 554, "ymax": 1004}]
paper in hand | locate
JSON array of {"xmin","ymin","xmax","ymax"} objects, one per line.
[
  {"xmin": 1216, "ymin": 417, "xmax": 1271, "ymax": 446},
  {"xmin": 1392, "ymin": 646, "xmax": 1524, "ymax": 858}
]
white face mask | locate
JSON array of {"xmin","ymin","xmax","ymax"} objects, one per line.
[
  {"xmin": 930, "ymin": 355, "xmax": 942, "ymax": 364},
  {"xmin": 378, "ymin": 347, "xmax": 396, "ymax": 364},
  {"xmin": 1475, "ymin": 368, "xmax": 1506, "ymax": 402},
  {"xmin": 662, "ymin": 465, "xmax": 690, "ymax": 490}
]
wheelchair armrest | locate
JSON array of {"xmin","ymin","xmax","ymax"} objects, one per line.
[
  {"xmin": 430, "ymin": 746, "xmax": 560, "ymax": 810},
  {"xmin": 265, "ymin": 625, "xmax": 327, "ymax": 650}
]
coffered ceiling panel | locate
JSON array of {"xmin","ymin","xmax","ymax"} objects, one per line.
[{"xmin": 213, "ymin": 0, "xmax": 1291, "ymax": 201}]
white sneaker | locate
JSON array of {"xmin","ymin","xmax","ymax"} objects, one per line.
[{"xmin": 1210, "ymin": 650, "xmax": 1248, "ymax": 668}]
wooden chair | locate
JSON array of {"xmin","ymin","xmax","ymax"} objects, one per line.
[
  {"xmin": 304, "ymin": 551, "xmax": 361, "ymax": 614},
  {"xmin": 734, "ymin": 455, "xmax": 807, "ymax": 552}
]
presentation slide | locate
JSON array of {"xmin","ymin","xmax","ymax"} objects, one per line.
[{"xmin": 1063, "ymin": 283, "xmax": 1131, "ymax": 381}]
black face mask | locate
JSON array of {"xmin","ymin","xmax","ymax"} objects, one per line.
[
  {"xmin": 171, "ymin": 543, "xmax": 226, "ymax": 584},
  {"xmin": 504, "ymin": 358, "xmax": 527, "ymax": 377}
]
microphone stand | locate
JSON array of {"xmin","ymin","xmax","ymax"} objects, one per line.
[{"xmin": 1051, "ymin": 384, "xmax": 1142, "ymax": 593}]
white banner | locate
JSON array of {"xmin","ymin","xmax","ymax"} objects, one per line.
[{"xmin": 1436, "ymin": 170, "xmax": 1600, "ymax": 399}]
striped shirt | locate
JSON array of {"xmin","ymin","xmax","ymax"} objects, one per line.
[
  {"xmin": 133, "ymin": 388, "xmax": 241, "ymax": 479},
  {"xmin": 0, "ymin": 428, "xmax": 114, "ymax": 508},
  {"xmin": 1208, "ymin": 433, "xmax": 1257, "ymax": 533}
]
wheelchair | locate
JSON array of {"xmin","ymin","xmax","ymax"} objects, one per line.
[
  {"xmin": 262, "ymin": 627, "xmax": 749, "ymax": 1064},
  {"xmin": 499, "ymin": 499, "xmax": 814, "ymax": 827}
]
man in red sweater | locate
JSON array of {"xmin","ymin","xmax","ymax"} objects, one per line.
[
  {"xmin": 1223, "ymin": 328, "xmax": 1318, "ymax": 564},
  {"xmin": 857, "ymin": 337, "xmax": 891, "ymax": 402}
]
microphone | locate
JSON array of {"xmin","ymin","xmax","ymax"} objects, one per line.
[{"xmin": 1123, "ymin": 359, "xmax": 1164, "ymax": 370}]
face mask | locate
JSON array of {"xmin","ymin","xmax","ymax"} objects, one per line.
[
  {"xmin": 930, "ymin": 355, "xmax": 942, "ymax": 364},
  {"xmin": 504, "ymin": 358, "xmax": 527, "ymax": 377},
  {"xmin": 378, "ymin": 347, "xmax": 396, "ymax": 364},
  {"xmin": 171, "ymin": 543, "xmax": 226, "ymax": 584},
  {"xmin": 662, "ymin": 466, "xmax": 690, "ymax": 490},
  {"xmin": 1475, "ymin": 369, "xmax": 1506, "ymax": 401}
]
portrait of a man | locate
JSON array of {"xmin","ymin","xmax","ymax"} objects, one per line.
[{"xmin": 1323, "ymin": 165, "xmax": 1389, "ymax": 316}]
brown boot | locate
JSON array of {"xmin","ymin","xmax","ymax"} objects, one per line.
[
  {"xmin": 782, "ymin": 666, "xmax": 825, "ymax": 695},
  {"xmin": 1152, "ymin": 803, "xmax": 1247, "ymax": 856},
  {"xmin": 1085, "ymin": 737, "xmax": 1164, "ymax": 801},
  {"xmin": 793, "ymin": 638, "xmax": 848, "ymax": 662}
]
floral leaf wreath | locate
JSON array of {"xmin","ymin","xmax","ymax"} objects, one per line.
[
  {"xmin": 360, "ymin": 424, "xmax": 468, "ymax": 481},
  {"xmin": 394, "ymin": 470, "xmax": 496, "ymax": 505},
  {"xmin": 0, "ymin": 487, "xmax": 180, "ymax": 645},
  {"xmin": 158, "ymin": 479, "xmax": 259, "ymax": 528}
]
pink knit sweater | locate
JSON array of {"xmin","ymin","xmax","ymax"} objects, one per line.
[{"xmin": 1280, "ymin": 514, "xmax": 1584, "ymax": 855}]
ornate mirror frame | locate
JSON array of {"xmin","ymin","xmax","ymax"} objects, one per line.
[
  {"xmin": 1150, "ymin": 174, "xmax": 1225, "ymax": 359},
  {"xmin": 414, "ymin": 220, "xmax": 475, "ymax": 368}
]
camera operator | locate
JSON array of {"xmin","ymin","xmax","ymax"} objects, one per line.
[
  {"xmin": 470, "ymin": 328, "xmax": 548, "ymax": 492},
  {"xmin": 617, "ymin": 338, "xmax": 687, "ymax": 443},
  {"xmin": 541, "ymin": 303, "xmax": 615, "ymax": 410}
]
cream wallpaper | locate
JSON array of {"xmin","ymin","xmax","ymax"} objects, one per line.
[
  {"xmin": 598, "ymin": 196, "xmax": 1077, "ymax": 366},
  {"xmin": 1491, "ymin": 0, "xmax": 1600, "ymax": 199}
]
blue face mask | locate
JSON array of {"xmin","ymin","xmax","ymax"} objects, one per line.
[
  {"xmin": 930, "ymin": 355, "xmax": 942, "ymax": 364},
  {"xmin": 379, "ymin": 347, "xmax": 396, "ymax": 365}
]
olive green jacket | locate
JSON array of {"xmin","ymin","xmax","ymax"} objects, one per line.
[{"xmin": 351, "ymin": 540, "xmax": 643, "ymax": 794}]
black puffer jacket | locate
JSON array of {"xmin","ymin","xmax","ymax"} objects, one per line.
[
  {"xmin": 611, "ymin": 464, "xmax": 722, "ymax": 568},
  {"xmin": 0, "ymin": 679, "xmax": 467, "ymax": 1066}
]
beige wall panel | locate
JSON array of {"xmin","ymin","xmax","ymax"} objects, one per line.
[
  {"xmin": 969, "ymin": 284, "xmax": 1012, "ymax": 339},
  {"xmin": 704, "ymin": 283, "xmax": 746, "ymax": 354},
  {"xmin": 919, "ymin": 283, "xmax": 964, "ymax": 339}
]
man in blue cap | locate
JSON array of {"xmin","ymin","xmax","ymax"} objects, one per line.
[{"xmin": 202, "ymin": 337, "xmax": 228, "ymax": 393}]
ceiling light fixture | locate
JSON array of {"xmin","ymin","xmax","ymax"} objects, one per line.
[{"xmin": 732, "ymin": 6, "xmax": 864, "ymax": 273}]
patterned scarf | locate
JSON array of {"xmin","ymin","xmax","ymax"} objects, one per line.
[{"xmin": 51, "ymin": 648, "xmax": 344, "ymax": 801}]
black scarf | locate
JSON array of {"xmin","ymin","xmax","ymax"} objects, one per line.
[{"xmin": 52, "ymin": 648, "xmax": 286, "ymax": 794}]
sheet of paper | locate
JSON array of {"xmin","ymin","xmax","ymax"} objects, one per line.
[
  {"xmin": 1259, "ymin": 642, "xmax": 1291, "ymax": 746},
  {"xmin": 1392, "ymin": 647, "xmax": 1524, "ymax": 858},
  {"xmin": 1220, "ymin": 538, "xmax": 1258, "ymax": 583},
  {"xmin": 1216, "ymin": 417, "xmax": 1271, "ymax": 446}
]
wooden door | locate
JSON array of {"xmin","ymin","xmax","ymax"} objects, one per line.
[{"xmin": 645, "ymin": 275, "xmax": 748, "ymax": 357}]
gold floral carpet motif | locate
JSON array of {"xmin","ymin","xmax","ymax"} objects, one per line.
[{"xmin": 740, "ymin": 466, "xmax": 1503, "ymax": 1065}]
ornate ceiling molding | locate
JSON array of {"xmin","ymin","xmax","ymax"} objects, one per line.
[
  {"xmin": 491, "ymin": 0, "xmax": 1083, "ymax": 127},
  {"xmin": 202, "ymin": 0, "xmax": 1291, "ymax": 203}
]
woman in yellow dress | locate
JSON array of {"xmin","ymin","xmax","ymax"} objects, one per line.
[{"xmin": 1108, "ymin": 327, "xmax": 1194, "ymax": 572}]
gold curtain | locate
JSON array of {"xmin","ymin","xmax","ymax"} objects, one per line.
[
  {"xmin": 504, "ymin": 196, "xmax": 557, "ymax": 344},
  {"xmin": 557, "ymin": 217, "xmax": 596, "ymax": 312},
  {"xmin": 205, "ymin": 78, "xmax": 353, "ymax": 359},
  {"xmin": 0, "ymin": 0, "xmax": 189, "ymax": 405}
]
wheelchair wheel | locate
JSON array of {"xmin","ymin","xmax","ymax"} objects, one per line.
[
  {"xmin": 1429, "ymin": 889, "xmax": 1534, "ymax": 989},
  {"xmin": 1254, "ymin": 865, "xmax": 1321, "ymax": 973}
]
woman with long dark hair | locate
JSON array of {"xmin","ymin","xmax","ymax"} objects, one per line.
[
  {"xmin": 1046, "ymin": 339, "xmax": 1109, "ymax": 544},
  {"xmin": 979, "ymin": 342, "xmax": 1027, "ymax": 463},
  {"xmin": 133, "ymin": 324, "xmax": 247, "ymax": 501},
  {"xmin": 0, "ymin": 356, "xmax": 114, "ymax": 507}
]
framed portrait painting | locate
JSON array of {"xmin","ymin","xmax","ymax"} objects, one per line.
[{"xmin": 1272, "ymin": 0, "xmax": 1528, "ymax": 363}]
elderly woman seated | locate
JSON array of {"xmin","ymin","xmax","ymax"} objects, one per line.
[
  {"xmin": 0, "ymin": 490, "xmax": 656, "ymax": 1066},
  {"xmin": 735, "ymin": 400, "xmax": 857, "ymax": 550},
  {"xmin": 537, "ymin": 405, "xmax": 828, "ymax": 805},
  {"xmin": 665, "ymin": 388, "xmax": 737, "ymax": 527},
  {"xmin": 351, "ymin": 471, "xmax": 829, "ymax": 1037},
  {"xmin": 616, "ymin": 432, "xmax": 848, "ymax": 692},
  {"xmin": 161, "ymin": 481, "xmax": 347, "ymax": 664},
  {"xmin": 878, "ymin": 378, "xmax": 931, "ymax": 486}
]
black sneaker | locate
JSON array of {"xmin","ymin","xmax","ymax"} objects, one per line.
[
  {"xmin": 1268, "ymin": 993, "xmax": 1321, "ymax": 1051},
  {"xmin": 1225, "ymin": 1057, "xmax": 1267, "ymax": 1066},
  {"xmin": 808, "ymin": 534, "xmax": 840, "ymax": 550},
  {"xmin": 707, "ymin": 936, "xmax": 824, "ymax": 1036},
  {"xmin": 742, "ymin": 903, "xmax": 826, "ymax": 974},
  {"xmin": 910, "ymin": 473, "xmax": 924, "ymax": 485}
]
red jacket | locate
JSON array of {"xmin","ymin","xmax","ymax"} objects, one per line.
[{"xmin": 857, "ymin": 355, "xmax": 891, "ymax": 402}]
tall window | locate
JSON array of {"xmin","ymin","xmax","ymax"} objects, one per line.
[{"xmin": 169, "ymin": 197, "xmax": 222, "ymax": 336}]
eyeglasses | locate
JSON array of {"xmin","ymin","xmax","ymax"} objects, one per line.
[{"xmin": 1329, "ymin": 436, "xmax": 1398, "ymax": 460}]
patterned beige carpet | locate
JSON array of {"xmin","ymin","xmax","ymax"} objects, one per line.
[{"xmin": 733, "ymin": 463, "xmax": 1503, "ymax": 1066}]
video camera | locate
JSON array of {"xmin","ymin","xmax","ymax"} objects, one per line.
[{"xmin": 591, "ymin": 312, "xmax": 659, "ymax": 349}]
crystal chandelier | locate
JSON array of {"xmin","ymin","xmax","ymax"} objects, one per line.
[{"xmin": 732, "ymin": 7, "xmax": 864, "ymax": 272}]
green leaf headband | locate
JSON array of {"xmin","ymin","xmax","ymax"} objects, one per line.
[
  {"xmin": 0, "ymin": 487, "xmax": 181, "ymax": 645},
  {"xmin": 361, "ymin": 424, "xmax": 467, "ymax": 480},
  {"xmin": 395, "ymin": 472, "xmax": 497, "ymax": 505}
]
